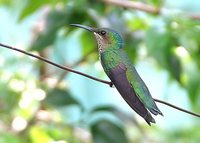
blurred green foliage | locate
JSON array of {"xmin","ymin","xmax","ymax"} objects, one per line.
[{"xmin": 0, "ymin": 0, "xmax": 200, "ymax": 143}]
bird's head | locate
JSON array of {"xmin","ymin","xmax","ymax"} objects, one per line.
[{"xmin": 70, "ymin": 24, "xmax": 123, "ymax": 53}]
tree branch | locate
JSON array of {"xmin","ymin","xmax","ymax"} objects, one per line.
[
  {"xmin": 100, "ymin": 0, "xmax": 200, "ymax": 20},
  {"xmin": 154, "ymin": 98, "xmax": 200, "ymax": 117},
  {"xmin": 55, "ymin": 49, "xmax": 96, "ymax": 85},
  {"xmin": 0, "ymin": 43, "xmax": 113, "ymax": 87},
  {"xmin": 0, "ymin": 43, "xmax": 199, "ymax": 118},
  {"xmin": 100, "ymin": 0, "xmax": 159, "ymax": 14}
]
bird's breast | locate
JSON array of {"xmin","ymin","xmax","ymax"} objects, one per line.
[{"xmin": 100, "ymin": 50, "xmax": 122, "ymax": 75}]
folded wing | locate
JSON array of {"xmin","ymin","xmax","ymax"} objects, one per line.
[{"xmin": 108, "ymin": 63, "xmax": 155, "ymax": 125}]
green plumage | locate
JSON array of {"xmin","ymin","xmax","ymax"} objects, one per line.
[
  {"xmin": 101, "ymin": 48, "xmax": 161, "ymax": 115},
  {"xmin": 70, "ymin": 24, "xmax": 163, "ymax": 125}
]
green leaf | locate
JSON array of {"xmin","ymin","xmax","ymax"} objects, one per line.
[
  {"xmin": 148, "ymin": 0, "xmax": 163, "ymax": 7},
  {"xmin": 0, "ymin": 132, "xmax": 23, "ymax": 143},
  {"xmin": 30, "ymin": 9, "xmax": 70, "ymax": 51},
  {"xmin": 145, "ymin": 27, "xmax": 181, "ymax": 81},
  {"xmin": 0, "ymin": 0, "xmax": 12, "ymax": 6},
  {"xmin": 30, "ymin": 7, "xmax": 91, "ymax": 51},
  {"xmin": 168, "ymin": 54, "xmax": 181, "ymax": 81},
  {"xmin": 19, "ymin": 0, "xmax": 52, "ymax": 21},
  {"xmin": 124, "ymin": 35, "xmax": 140, "ymax": 63},
  {"xmin": 90, "ymin": 105, "xmax": 116, "ymax": 113},
  {"xmin": 30, "ymin": 126, "xmax": 52, "ymax": 143},
  {"xmin": 177, "ymin": 20, "xmax": 200, "ymax": 68},
  {"xmin": 80, "ymin": 32, "xmax": 96, "ymax": 55},
  {"xmin": 184, "ymin": 66, "xmax": 200, "ymax": 104},
  {"xmin": 43, "ymin": 88, "xmax": 80, "ymax": 108},
  {"xmin": 91, "ymin": 120, "xmax": 128, "ymax": 143}
]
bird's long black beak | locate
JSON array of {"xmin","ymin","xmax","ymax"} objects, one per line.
[{"xmin": 70, "ymin": 24, "xmax": 95, "ymax": 32}]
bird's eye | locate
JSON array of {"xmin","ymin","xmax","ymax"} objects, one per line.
[{"xmin": 100, "ymin": 30, "xmax": 106, "ymax": 35}]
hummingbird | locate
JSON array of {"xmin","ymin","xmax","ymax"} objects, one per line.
[{"xmin": 70, "ymin": 24, "xmax": 163, "ymax": 125}]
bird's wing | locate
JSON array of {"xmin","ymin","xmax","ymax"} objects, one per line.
[
  {"xmin": 128, "ymin": 68, "xmax": 163, "ymax": 116},
  {"xmin": 108, "ymin": 63, "xmax": 155, "ymax": 125}
]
